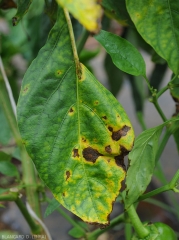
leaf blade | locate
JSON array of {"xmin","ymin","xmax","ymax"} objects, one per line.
[
  {"xmin": 17, "ymin": 8, "xmax": 134, "ymax": 225},
  {"xmin": 56, "ymin": 0, "xmax": 102, "ymax": 32},
  {"xmin": 95, "ymin": 30, "xmax": 146, "ymax": 77},
  {"xmin": 125, "ymin": 126, "xmax": 163, "ymax": 208},
  {"xmin": 126, "ymin": 0, "xmax": 179, "ymax": 75}
]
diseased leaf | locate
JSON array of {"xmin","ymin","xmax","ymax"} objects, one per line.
[
  {"xmin": 12, "ymin": 0, "xmax": 33, "ymax": 26},
  {"xmin": 125, "ymin": 126, "xmax": 163, "ymax": 208},
  {"xmin": 44, "ymin": 198, "xmax": 60, "ymax": 218},
  {"xmin": 0, "ymin": 0, "xmax": 16, "ymax": 9},
  {"xmin": 56, "ymin": 0, "xmax": 102, "ymax": 33},
  {"xmin": 126, "ymin": 0, "xmax": 179, "ymax": 75},
  {"xmin": 17, "ymin": 8, "xmax": 134, "ymax": 225},
  {"xmin": 95, "ymin": 30, "xmax": 146, "ymax": 77}
]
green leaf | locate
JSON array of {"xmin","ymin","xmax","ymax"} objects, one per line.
[
  {"xmin": 17, "ymin": 8, "xmax": 134, "ymax": 225},
  {"xmin": 125, "ymin": 125, "xmax": 163, "ymax": 208},
  {"xmin": 44, "ymin": 198, "xmax": 60, "ymax": 218},
  {"xmin": 126, "ymin": 0, "xmax": 179, "ymax": 75},
  {"xmin": 95, "ymin": 30, "xmax": 146, "ymax": 77},
  {"xmin": 56, "ymin": 0, "xmax": 102, "ymax": 32},
  {"xmin": 101, "ymin": 0, "xmax": 134, "ymax": 26},
  {"xmin": 0, "ymin": 151, "xmax": 11, "ymax": 162},
  {"xmin": 12, "ymin": 0, "xmax": 33, "ymax": 26},
  {"xmin": 0, "ymin": 161, "xmax": 19, "ymax": 177}
]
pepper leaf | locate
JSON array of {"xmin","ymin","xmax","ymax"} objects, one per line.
[
  {"xmin": 17, "ymin": 8, "xmax": 134, "ymax": 225},
  {"xmin": 12, "ymin": 0, "xmax": 33, "ymax": 26},
  {"xmin": 126, "ymin": 0, "xmax": 179, "ymax": 75},
  {"xmin": 56, "ymin": 0, "xmax": 102, "ymax": 33},
  {"xmin": 44, "ymin": 198, "xmax": 60, "ymax": 218},
  {"xmin": 125, "ymin": 125, "xmax": 163, "ymax": 208},
  {"xmin": 95, "ymin": 30, "xmax": 146, "ymax": 77}
]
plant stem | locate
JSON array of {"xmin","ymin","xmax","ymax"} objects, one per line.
[
  {"xmin": 137, "ymin": 184, "xmax": 170, "ymax": 202},
  {"xmin": 156, "ymin": 85, "xmax": 168, "ymax": 99},
  {"xmin": 126, "ymin": 204, "xmax": 149, "ymax": 239},
  {"xmin": 0, "ymin": 58, "xmax": 42, "ymax": 220},
  {"xmin": 125, "ymin": 223, "xmax": 132, "ymax": 240},
  {"xmin": 152, "ymin": 99, "xmax": 167, "ymax": 121},
  {"xmin": 87, "ymin": 213, "xmax": 124, "ymax": 240},
  {"xmin": 77, "ymin": 29, "xmax": 89, "ymax": 55},
  {"xmin": 63, "ymin": 8, "xmax": 80, "ymax": 69},
  {"xmin": 15, "ymin": 198, "xmax": 41, "ymax": 234},
  {"xmin": 0, "ymin": 191, "xmax": 41, "ymax": 234},
  {"xmin": 0, "ymin": 56, "xmax": 16, "ymax": 116}
]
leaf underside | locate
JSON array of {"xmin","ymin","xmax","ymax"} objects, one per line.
[
  {"xmin": 17, "ymin": 8, "xmax": 134, "ymax": 225},
  {"xmin": 126, "ymin": 0, "xmax": 179, "ymax": 75}
]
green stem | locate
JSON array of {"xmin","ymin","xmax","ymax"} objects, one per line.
[
  {"xmin": 0, "ymin": 58, "xmax": 42, "ymax": 219},
  {"xmin": 0, "ymin": 191, "xmax": 41, "ymax": 234},
  {"xmin": 0, "ymin": 191, "xmax": 18, "ymax": 201},
  {"xmin": 137, "ymin": 184, "xmax": 170, "ymax": 202},
  {"xmin": 125, "ymin": 223, "xmax": 132, "ymax": 240},
  {"xmin": 87, "ymin": 213, "xmax": 124, "ymax": 240},
  {"xmin": 156, "ymin": 85, "xmax": 168, "ymax": 99},
  {"xmin": 15, "ymin": 198, "xmax": 41, "ymax": 234},
  {"xmin": 77, "ymin": 29, "xmax": 89, "ymax": 55},
  {"xmin": 63, "ymin": 8, "xmax": 80, "ymax": 67},
  {"xmin": 152, "ymin": 99, "xmax": 167, "ymax": 122},
  {"xmin": 126, "ymin": 204, "xmax": 149, "ymax": 239}
]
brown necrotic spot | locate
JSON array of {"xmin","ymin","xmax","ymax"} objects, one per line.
[
  {"xmin": 114, "ymin": 155, "xmax": 126, "ymax": 170},
  {"xmin": 82, "ymin": 137, "xmax": 86, "ymax": 142},
  {"xmin": 112, "ymin": 125, "xmax": 131, "ymax": 141},
  {"xmin": 69, "ymin": 107, "xmax": 74, "ymax": 112},
  {"xmin": 62, "ymin": 192, "xmax": 65, "ymax": 197},
  {"xmin": 83, "ymin": 147, "xmax": 102, "ymax": 163},
  {"xmin": 66, "ymin": 171, "xmax": 70, "ymax": 181},
  {"xmin": 108, "ymin": 126, "xmax": 113, "ymax": 132},
  {"xmin": 102, "ymin": 116, "xmax": 107, "ymax": 120},
  {"xmin": 73, "ymin": 149, "xmax": 79, "ymax": 158},
  {"xmin": 105, "ymin": 145, "xmax": 112, "ymax": 154}
]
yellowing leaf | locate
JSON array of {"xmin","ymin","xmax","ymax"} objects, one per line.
[
  {"xmin": 56, "ymin": 0, "xmax": 102, "ymax": 32},
  {"xmin": 17, "ymin": 8, "xmax": 134, "ymax": 225}
]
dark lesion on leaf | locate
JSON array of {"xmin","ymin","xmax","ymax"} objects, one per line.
[
  {"xmin": 114, "ymin": 145, "xmax": 129, "ymax": 170},
  {"xmin": 85, "ymin": 221, "xmax": 109, "ymax": 229},
  {"xmin": 66, "ymin": 171, "xmax": 70, "ymax": 181},
  {"xmin": 73, "ymin": 149, "xmax": 79, "ymax": 158},
  {"xmin": 102, "ymin": 116, "xmax": 107, "ymax": 120},
  {"xmin": 108, "ymin": 126, "xmax": 113, "ymax": 132},
  {"xmin": 62, "ymin": 192, "xmax": 65, "ymax": 197},
  {"xmin": 83, "ymin": 147, "xmax": 103, "ymax": 163},
  {"xmin": 112, "ymin": 125, "xmax": 131, "ymax": 141},
  {"xmin": 69, "ymin": 107, "xmax": 74, "ymax": 113},
  {"xmin": 105, "ymin": 145, "xmax": 112, "ymax": 154}
]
